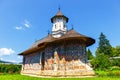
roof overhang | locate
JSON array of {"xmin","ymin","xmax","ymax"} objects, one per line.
[
  {"xmin": 51, "ymin": 15, "xmax": 68, "ymax": 23},
  {"xmin": 18, "ymin": 36, "xmax": 95, "ymax": 55},
  {"xmin": 18, "ymin": 43, "xmax": 47, "ymax": 55}
]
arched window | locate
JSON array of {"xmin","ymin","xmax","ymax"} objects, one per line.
[
  {"xmin": 55, "ymin": 24, "xmax": 56, "ymax": 29},
  {"xmin": 64, "ymin": 24, "xmax": 65, "ymax": 28}
]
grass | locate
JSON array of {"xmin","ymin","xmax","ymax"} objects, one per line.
[
  {"xmin": 0, "ymin": 70, "xmax": 120, "ymax": 80},
  {"xmin": 0, "ymin": 74, "xmax": 120, "ymax": 80},
  {"xmin": 95, "ymin": 70, "xmax": 120, "ymax": 77}
]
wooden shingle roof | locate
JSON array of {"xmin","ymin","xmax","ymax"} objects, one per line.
[
  {"xmin": 19, "ymin": 29, "xmax": 95, "ymax": 55},
  {"xmin": 51, "ymin": 10, "xmax": 68, "ymax": 23}
]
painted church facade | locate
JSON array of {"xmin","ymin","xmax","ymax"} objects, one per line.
[{"xmin": 19, "ymin": 10, "xmax": 95, "ymax": 77}]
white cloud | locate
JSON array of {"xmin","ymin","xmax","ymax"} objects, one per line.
[
  {"xmin": 24, "ymin": 23, "xmax": 30, "ymax": 28},
  {"xmin": 15, "ymin": 26, "xmax": 23, "ymax": 30},
  {"xmin": 15, "ymin": 19, "xmax": 31, "ymax": 30},
  {"xmin": 0, "ymin": 58, "xmax": 3, "ymax": 60},
  {"xmin": 24, "ymin": 20, "xmax": 30, "ymax": 28},
  {"xmin": 17, "ymin": 56, "xmax": 21, "ymax": 59},
  {"xmin": 0, "ymin": 48, "xmax": 15, "ymax": 57}
]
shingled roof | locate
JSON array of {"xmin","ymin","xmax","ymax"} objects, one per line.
[
  {"xmin": 51, "ymin": 9, "xmax": 68, "ymax": 23},
  {"xmin": 19, "ymin": 29, "xmax": 95, "ymax": 55}
]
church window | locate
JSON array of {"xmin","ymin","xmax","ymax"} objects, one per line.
[
  {"xmin": 64, "ymin": 24, "xmax": 65, "ymax": 28},
  {"xmin": 55, "ymin": 24, "xmax": 56, "ymax": 29},
  {"xmin": 59, "ymin": 24, "xmax": 61, "ymax": 28}
]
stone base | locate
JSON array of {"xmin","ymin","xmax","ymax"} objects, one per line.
[{"xmin": 21, "ymin": 70, "xmax": 95, "ymax": 77}]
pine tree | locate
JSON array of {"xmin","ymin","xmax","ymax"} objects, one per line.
[
  {"xmin": 96, "ymin": 32, "xmax": 112, "ymax": 57},
  {"xmin": 86, "ymin": 49, "xmax": 94, "ymax": 60}
]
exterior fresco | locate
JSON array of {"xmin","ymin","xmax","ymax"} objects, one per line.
[
  {"xmin": 21, "ymin": 41, "xmax": 94, "ymax": 76},
  {"xmin": 22, "ymin": 52, "xmax": 41, "ymax": 73}
]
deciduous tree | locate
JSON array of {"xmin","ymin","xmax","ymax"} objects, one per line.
[{"xmin": 90, "ymin": 54, "xmax": 111, "ymax": 70}]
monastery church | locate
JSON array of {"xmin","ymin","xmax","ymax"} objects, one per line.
[{"xmin": 19, "ymin": 9, "xmax": 95, "ymax": 77}]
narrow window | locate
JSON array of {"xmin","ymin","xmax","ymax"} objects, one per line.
[
  {"xmin": 41, "ymin": 52, "xmax": 45, "ymax": 70},
  {"xmin": 55, "ymin": 24, "xmax": 56, "ymax": 29}
]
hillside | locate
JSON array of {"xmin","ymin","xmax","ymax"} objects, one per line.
[{"xmin": 0, "ymin": 60, "xmax": 13, "ymax": 64}]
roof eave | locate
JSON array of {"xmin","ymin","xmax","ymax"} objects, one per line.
[
  {"xmin": 51, "ymin": 15, "xmax": 68, "ymax": 23},
  {"xmin": 86, "ymin": 38, "xmax": 95, "ymax": 47},
  {"xmin": 18, "ymin": 43, "xmax": 47, "ymax": 55}
]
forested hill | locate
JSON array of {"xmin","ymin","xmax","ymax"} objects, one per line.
[{"xmin": 0, "ymin": 60, "xmax": 13, "ymax": 64}]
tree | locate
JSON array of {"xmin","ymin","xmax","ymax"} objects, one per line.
[
  {"xmin": 86, "ymin": 49, "xmax": 94, "ymax": 60},
  {"xmin": 96, "ymin": 32, "xmax": 112, "ymax": 57},
  {"xmin": 112, "ymin": 46, "xmax": 120, "ymax": 57},
  {"xmin": 111, "ymin": 46, "xmax": 120, "ymax": 67},
  {"xmin": 90, "ymin": 54, "xmax": 111, "ymax": 70}
]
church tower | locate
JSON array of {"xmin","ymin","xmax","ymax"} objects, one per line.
[{"xmin": 51, "ymin": 8, "xmax": 68, "ymax": 38}]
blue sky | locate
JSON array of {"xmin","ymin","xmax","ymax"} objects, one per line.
[{"xmin": 0, "ymin": 0, "xmax": 120, "ymax": 63}]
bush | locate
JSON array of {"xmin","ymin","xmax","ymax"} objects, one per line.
[
  {"xmin": 107, "ymin": 71, "xmax": 120, "ymax": 77},
  {"xmin": 0, "ymin": 64, "xmax": 21, "ymax": 74},
  {"xmin": 95, "ymin": 70, "xmax": 120, "ymax": 77},
  {"xmin": 111, "ymin": 58, "xmax": 120, "ymax": 67},
  {"xmin": 110, "ymin": 66, "xmax": 120, "ymax": 71},
  {"xmin": 90, "ymin": 54, "xmax": 111, "ymax": 70}
]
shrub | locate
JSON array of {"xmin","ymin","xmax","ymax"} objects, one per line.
[
  {"xmin": 107, "ymin": 70, "xmax": 120, "ymax": 77},
  {"xmin": 95, "ymin": 70, "xmax": 120, "ymax": 77},
  {"xmin": 110, "ymin": 66, "xmax": 120, "ymax": 71},
  {"xmin": 90, "ymin": 54, "xmax": 111, "ymax": 70},
  {"xmin": 111, "ymin": 58, "xmax": 120, "ymax": 67},
  {"xmin": 0, "ymin": 64, "xmax": 21, "ymax": 74}
]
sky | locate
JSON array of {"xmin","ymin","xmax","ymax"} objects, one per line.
[{"xmin": 0, "ymin": 0, "xmax": 120, "ymax": 63}]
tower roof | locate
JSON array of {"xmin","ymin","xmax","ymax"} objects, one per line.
[
  {"xmin": 56, "ymin": 9, "xmax": 63, "ymax": 16},
  {"xmin": 51, "ymin": 9, "xmax": 68, "ymax": 23}
]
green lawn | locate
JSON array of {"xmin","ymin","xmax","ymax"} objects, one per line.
[
  {"xmin": 0, "ymin": 74, "xmax": 120, "ymax": 80},
  {"xmin": 0, "ymin": 70, "xmax": 120, "ymax": 80}
]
